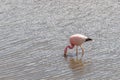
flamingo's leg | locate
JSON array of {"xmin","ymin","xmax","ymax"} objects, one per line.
[
  {"xmin": 76, "ymin": 46, "xmax": 78, "ymax": 56},
  {"xmin": 80, "ymin": 46, "xmax": 84, "ymax": 58}
]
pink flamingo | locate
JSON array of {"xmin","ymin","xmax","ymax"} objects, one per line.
[{"xmin": 64, "ymin": 34, "xmax": 92, "ymax": 57}]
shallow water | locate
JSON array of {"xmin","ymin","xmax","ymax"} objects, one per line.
[{"xmin": 0, "ymin": 0, "xmax": 120, "ymax": 80}]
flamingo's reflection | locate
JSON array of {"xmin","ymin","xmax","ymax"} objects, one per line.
[
  {"xmin": 65, "ymin": 55, "xmax": 92, "ymax": 76},
  {"xmin": 68, "ymin": 56, "xmax": 84, "ymax": 70}
]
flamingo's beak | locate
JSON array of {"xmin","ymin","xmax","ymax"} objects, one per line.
[{"xmin": 85, "ymin": 38, "xmax": 93, "ymax": 42}]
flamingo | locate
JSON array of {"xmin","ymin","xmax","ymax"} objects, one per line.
[{"xmin": 64, "ymin": 34, "xmax": 92, "ymax": 57}]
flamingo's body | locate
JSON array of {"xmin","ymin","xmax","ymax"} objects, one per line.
[{"xmin": 64, "ymin": 34, "xmax": 92, "ymax": 57}]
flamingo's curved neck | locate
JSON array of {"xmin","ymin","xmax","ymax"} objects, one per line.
[{"xmin": 64, "ymin": 44, "xmax": 74, "ymax": 55}]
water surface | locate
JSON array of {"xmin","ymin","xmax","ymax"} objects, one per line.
[{"xmin": 0, "ymin": 0, "xmax": 120, "ymax": 80}]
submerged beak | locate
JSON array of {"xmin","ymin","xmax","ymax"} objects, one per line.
[{"xmin": 85, "ymin": 38, "xmax": 93, "ymax": 42}]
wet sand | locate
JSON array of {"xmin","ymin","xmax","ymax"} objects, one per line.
[{"xmin": 0, "ymin": 0, "xmax": 120, "ymax": 80}]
